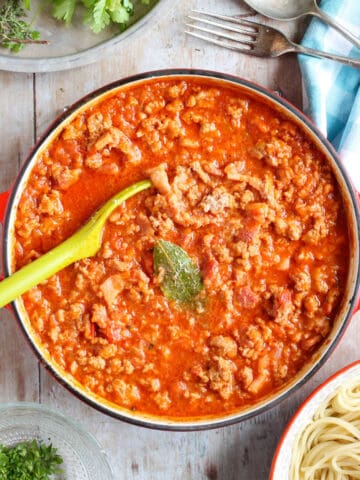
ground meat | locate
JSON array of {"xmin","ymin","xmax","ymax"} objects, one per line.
[
  {"xmin": 147, "ymin": 164, "xmax": 171, "ymax": 194},
  {"xmin": 224, "ymin": 161, "xmax": 245, "ymax": 180},
  {"xmin": 238, "ymin": 366, "xmax": 254, "ymax": 389},
  {"xmin": 191, "ymin": 161, "xmax": 214, "ymax": 186},
  {"xmin": 14, "ymin": 77, "xmax": 349, "ymax": 419},
  {"xmin": 39, "ymin": 191, "xmax": 63, "ymax": 216},
  {"xmin": 200, "ymin": 187, "xmax": 234, "ymax": 214},
  {"xmin": 100, "ymin": 275, "xmax": 125, "ymax": 308},
  {"xmin": 267, "ymin": 288, "xmax": 294, "ymax": 325},
  {"xmin": 91, "ymin": 304, "xmax": 108, "ymax": 329},
  {"xmin": 291, "ymin": 269, "xmax": 312, "ymax": 293},
  {"xmin": 304, "ymin": 294, "xmax": 320, "ymax": 316},
  {"xmin": 154, "ymin": 391, "xmax": 171, "ymax": 410},
  {"xmin": 226, "ymin": 99, "xmax": 248, "ymax": 127},
  {"xmin": 112, "ymin": 379, "xmax": 140, "ymax": 406},
  {"xmin": 210, "ymin": 336, "xmax": 238, "ymax": 358},
  {"xmin": 85, "ymin": 152, "xmax": 103, "ymax": 169},
  {"xmin": 235, "ymin": 287, "xmax": 260, "ymax": 309},
  {"xmin": 94, "ymin": 127, "xmax": 141, "ymax": 164},
  {"xmin": 201, "ymin": 257, "xmax": 220, "ymax": 290},
  {"xmin": 87, "ymin": 111, "xmax": 112, "ymax": 141},
  {"xmin": 263, "ymin": 138, "xmax": 292, "ymax": 167},
  {"xmin": 51, "ymin": 164, "xmax": 81, "ymax": 190},
  {"xmin": 312, "ymin": 267, "xmax": 330, "ymax": 294},
  {"xmin": 208, "ymin": 357, "xmax": 237, "ymax": 400}
]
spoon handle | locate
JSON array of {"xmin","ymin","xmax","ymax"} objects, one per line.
[
  {"xmin": 312, "ymin": 4, "xmax": 360, "ymax": 50},
  {"xmin": 0, "ymin": 180, "xmax": 151, "ymax": 309}
]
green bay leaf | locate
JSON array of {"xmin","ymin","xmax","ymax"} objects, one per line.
[{"xmin": 153, "ymin": 239, "xmax": 203, "ymax": 304}]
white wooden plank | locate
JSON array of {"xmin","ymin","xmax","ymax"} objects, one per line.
[{"xmin": 0, "ymin": 71, "xmax": 39, "ymax": 402}]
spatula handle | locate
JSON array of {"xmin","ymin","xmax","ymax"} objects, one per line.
[{"xmin": 0, "ymin": 231, "xmax": 85, "ymax": 309}]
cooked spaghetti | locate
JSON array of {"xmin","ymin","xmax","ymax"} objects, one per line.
[{"xmin": 290, "ymin": 377, "xmax": 360, "ymax": 479}]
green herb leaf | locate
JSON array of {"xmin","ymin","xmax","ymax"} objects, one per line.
[
  {"xmin": 0, "ymin": 0, "xmax": 153, "ymax": 52},
  {"xmin": 108, "ymin": 0, "xmax": 132, "ymax": 26},
  {"xmin": 153, "ymin": 239, "xmax": 203, "ymax": 304},
  {"xmin": 82, "ymin": 0, "xmax": 134, "ymax": 33},
  {"xmin": 0, "ymin": 439, "xmax": 63, "ymax": 479},
  {"xmin": 22, "ymin": 0, "xmax": 31, "ymax": 10},
  {"xmin": 0, "ymin": 0, "xmax": 45, "ymax": 52},
  {"xmin": 52, "ymin": 0, "xmax": 78, "ymax": 26}
]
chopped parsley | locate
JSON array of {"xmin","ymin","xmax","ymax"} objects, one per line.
[{"xmin": 0, "ymin": 440, "xmax": 64, "ymax": 480}]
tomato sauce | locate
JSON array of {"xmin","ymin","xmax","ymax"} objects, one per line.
[{"xmin": 14, "ymin": 78, "xmax": 349, "ymax": 418}]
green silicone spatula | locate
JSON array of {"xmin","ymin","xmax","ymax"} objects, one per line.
[{"xmin": 0, "ymin": 179, "xmax": 152, "ymax": 309}]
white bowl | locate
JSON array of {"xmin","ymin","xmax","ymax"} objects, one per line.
[{"xmin": 270, "ymin": 360, "xmax": 360, "ymax": 479}]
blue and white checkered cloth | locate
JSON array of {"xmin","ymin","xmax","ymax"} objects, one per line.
[{"xmin": 299, "ymin": 0, "xmax": 360, "ymax": 190}]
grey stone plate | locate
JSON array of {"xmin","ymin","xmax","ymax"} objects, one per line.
[{"xmin": 0, "ymin": 0, "xmax": 169, "ymax": 73}]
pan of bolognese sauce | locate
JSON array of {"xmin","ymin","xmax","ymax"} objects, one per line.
[{"xmin": 0, "ymin": 70, "xmax": 359, "ymax": 430}]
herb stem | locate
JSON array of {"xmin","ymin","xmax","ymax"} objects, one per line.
[
  {"xmin": 0, "ymin": 0, "xmax": 44, "ymax": 52},
  {"xmin": 0, "ymin": 35, "xmax": 48, "ymax": 44}
]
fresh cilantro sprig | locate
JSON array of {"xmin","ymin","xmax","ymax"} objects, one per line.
[
  {"xmin": 1, "ymin": 0, "xmax": 151, "ymax": 53},
  {"xmin": 51, "ymin": 0, "xmax": 78, "ymax": 26},
  {"xmin": 0, "ymin": 0, "xmax": 46, "ymax": 53},
  {"xmin": 0, "ymin": 439, "xmax": 64, "ymax": 480},
  {"xmin": 52, "ymin": 0, "xmax": 150, "ymax": 34}
]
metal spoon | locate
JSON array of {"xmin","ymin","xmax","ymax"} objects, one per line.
[
  {"xmin": 0, "ymin": 179, "xmax": 152, "ymax": 309},
  {"xmin": 243, "ymin": 0, "xmax": 360, "ymax": 49}
]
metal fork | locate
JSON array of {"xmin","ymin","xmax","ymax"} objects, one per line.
[{"xmin": 185, "ymin": 11, "xmax": 360, "ymax": 69}]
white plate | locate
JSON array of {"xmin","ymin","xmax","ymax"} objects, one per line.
[
  {"xmin": 0, "ymin": 0, "xmax": 170, "ymax": 72},
  {"xmin": 270, "ymin": 360, "xmax": 360, "ymax": 480}
]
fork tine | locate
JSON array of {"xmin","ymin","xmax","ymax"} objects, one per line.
[
  {"xmin": 187, "ymin": 14, "xmax": 258, "ymax": 38},
  {"xmin": 191, "ymin": 10, "xmax": 259, "ymax": 30},
  {"xmin": 185, "ymin": 30, "xmax": 255, "ymax": 54},
  {"xmin": 185, "ymin": 23, "xmax": 255, "ymax": 48}
]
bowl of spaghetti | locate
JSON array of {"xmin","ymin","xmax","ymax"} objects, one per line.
[{"xmin": 270, "ymin": 360, "xmax": 360, "ymax": 480}]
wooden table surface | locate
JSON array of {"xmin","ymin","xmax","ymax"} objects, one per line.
[{"xmin": 1, "ymin": 1, "xmax": 359, "ymax": 479}]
